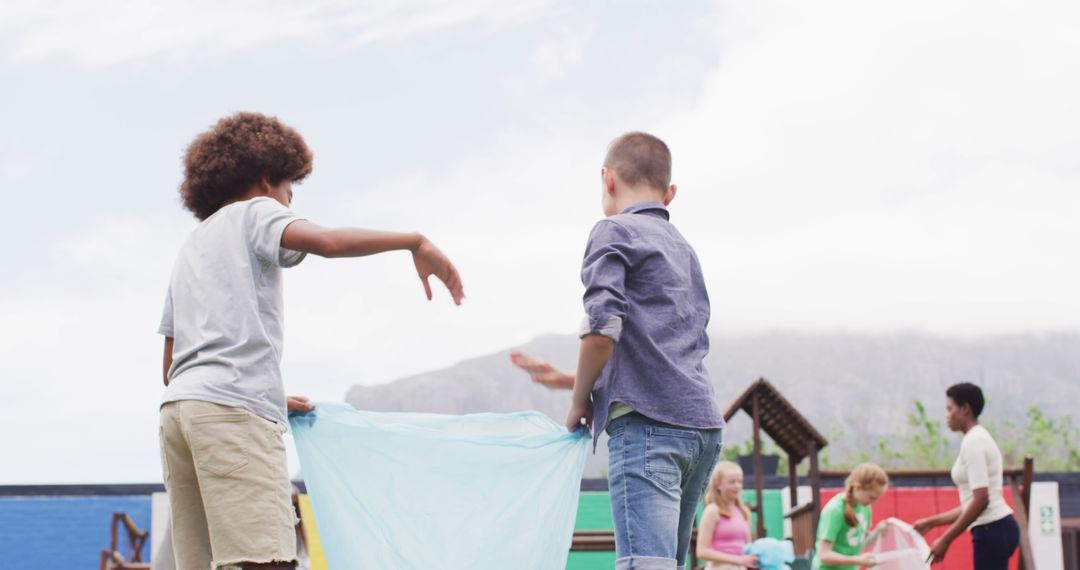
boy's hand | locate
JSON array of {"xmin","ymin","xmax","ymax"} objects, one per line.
[
  {"xmin": 413, "ymin": 238, "xmax": 464, "ymax": 305},
  {"xmin": 287, "ymin": 395, "xmax": 315, "ymax": 413},
  {"xmin": 565, "ymin": 400, "xmax": 593, "ymax": 432},
  {"xmin": 509, "ymin": 351, "xmax": 574, "ymax": 390}
]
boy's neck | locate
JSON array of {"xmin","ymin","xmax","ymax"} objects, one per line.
[
  {"xmin": 612, "ymin": 189, "xmax": 668, "ymax": 214},
  {"xmin": 222, "ymin": 185, "xmax": 269, "ymax": 209}
]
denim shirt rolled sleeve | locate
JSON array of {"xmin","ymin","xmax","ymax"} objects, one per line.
[{"xmin": 580, "ymin": 221, "xmax": 635, "ymax": 342}]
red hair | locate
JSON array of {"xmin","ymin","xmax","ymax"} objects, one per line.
[{"xmin": 844, "ymin": 463, "xmax": 888, "ymax": 526}]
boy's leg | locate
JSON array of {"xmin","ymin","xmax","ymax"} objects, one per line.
[
  {"xmin": 160, "ymin": 402, "xmax": 214, "ymax": 569},
  {"xmin": 177, "ymin": 400, "xmax": 299, "ymax": 569},
  {"xmin": 674, "ymin": 428, "xmax": 722, "ymax": 570},
  {"xmin": 607, "ymin": 413, "xmax": 709, "ymax": 570}
]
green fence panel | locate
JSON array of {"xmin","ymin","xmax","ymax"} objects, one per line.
[
  {"xmin": 567, "ymin": 551, "xmax": 618, "ymax": 570},
  {"xmin": 574, "ymin": 492, "xmax": 615, "ymax": 529},
  {"xmin": 746, "ymin": 489, "xmax": 784, "ymax": 539}
]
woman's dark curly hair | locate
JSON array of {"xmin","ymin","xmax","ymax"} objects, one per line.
[{"xmin": 180, "ymin": 112, "xmax": 313, "ymax": 220}]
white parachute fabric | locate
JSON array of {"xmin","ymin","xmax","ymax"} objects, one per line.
[{"xmin": 865, "ymin": 518, "xmax": 932, "ymax": 570}]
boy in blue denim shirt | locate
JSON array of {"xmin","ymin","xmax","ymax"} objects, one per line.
[{"xmin": 512, "ymin": 132, "xmax": 724, "ymax": 570}]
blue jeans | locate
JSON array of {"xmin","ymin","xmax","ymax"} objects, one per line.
[{"xmin": 606, "ymin": 412, "xmax": 724, "ymax": 570}]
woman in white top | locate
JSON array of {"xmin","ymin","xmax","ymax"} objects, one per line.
[{"xmin": 913, "ymin": 383, "xmax": 1019, "ymax": 569}]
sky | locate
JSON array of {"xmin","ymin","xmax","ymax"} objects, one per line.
[{"xmin": 1, "ymin": 0, "xmax": 1078, "ymax": 483}]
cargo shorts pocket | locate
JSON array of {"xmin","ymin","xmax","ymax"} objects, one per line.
[{"xmin": 189, "ymin": 411, "xmax": 250, "ymax": 477}]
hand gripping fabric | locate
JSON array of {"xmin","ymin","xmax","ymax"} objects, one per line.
[
  {"xmin": 864, "ymin": 518, "xmax": 931, "ymax": 570},
  {"xmin": 290, "ymin": 403, "xmax": 589, "ymax": 569},
  {"xmin": 743, "ymin": 537, "xmax": 795, "ymax": 570}
]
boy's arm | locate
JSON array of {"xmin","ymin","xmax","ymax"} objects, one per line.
[
  {"xmin": 565, "ymin": 334, "xmax": 614, "ymax": 431},
  {"xmin": 565, "ymin": 220, "xmax": 633, "ymax": 431},
  {"xmin": 281, "ymin": 220, "xmax": 464, "ymax": 304},
  {"xmin": 162, "ymin": 337, "xmax": 174, "ymax": 386},
  {"xmin": 281, "ymin": 221, "xmax": 422, "ymax": 257}
]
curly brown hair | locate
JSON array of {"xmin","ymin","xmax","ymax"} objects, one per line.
[{"xmin": 180, "ymin": 112, "xmax": 313, "ymax": 220}]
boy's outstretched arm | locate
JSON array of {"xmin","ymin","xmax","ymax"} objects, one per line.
[
  {"xmin": 565, "ymin": 334, "xmax": 614, "ymax": 432},
  {"xmin": 281, "ymin": 221, "xmax": 464, "ymax": 305}
]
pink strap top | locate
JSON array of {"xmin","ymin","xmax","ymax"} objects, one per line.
[{"xmin": 710, "ymin": 506, "xmax": 750, "ymax": 555}]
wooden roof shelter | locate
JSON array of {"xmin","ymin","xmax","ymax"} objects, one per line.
[{"xmin": 724, "ymin": 378, "xmax": 829, "ymax": 543}]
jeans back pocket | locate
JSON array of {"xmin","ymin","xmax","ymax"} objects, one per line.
[{"xmin": 644, "ymin": 425, "xmax": 697, "ymax": 489}]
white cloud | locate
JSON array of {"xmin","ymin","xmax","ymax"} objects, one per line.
[
  {"xmin": 532, "ymin": 22, "xmax": 592, "ymax": 83},
  {"xmin": 0, "ymin": 215, "xmax": 189, "ymax": 482},
  {"xmin": 0, "ymin": 0, "xmax": 555, "ymax": 67},
  {"xmin": 658, "ymin": 0, "xmax": 1080, "ymax": 334}
]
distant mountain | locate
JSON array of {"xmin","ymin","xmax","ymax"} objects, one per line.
[{"xmin": 345, "ymin": 331, "xmax": 1080, "ymax": 475}]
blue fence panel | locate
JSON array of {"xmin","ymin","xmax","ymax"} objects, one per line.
[{"xmin": 0, "ymin": 495, "xmax": 152, "ymax": 570}]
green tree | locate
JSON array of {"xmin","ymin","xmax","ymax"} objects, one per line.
[
  {"xmin": 1003, "ymin": 407, "xmax": 1080, "ymax": 471},
  {"xmin": 721, "ymin": 437, "xmax": 792, "ymax": 475},
  {"xmin": 823, "ymin": 401, "xmax": 1079, "ymax": 472},
  {"xmin": 900, "ymin": 400, "xmax": 951, "ymax": 468}
]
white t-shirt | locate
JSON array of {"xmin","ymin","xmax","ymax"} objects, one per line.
[
  {"xmin": 951, "ymin": 424, "xmax": 1013, "ymax": 528},
  {"xmin": 159, "ymin": 197, "xmax": 306, "ymax": 426}
]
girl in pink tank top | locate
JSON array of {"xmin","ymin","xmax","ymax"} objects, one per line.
[{"xmin": 696, "ymin": 461, "xmax": 758, "ymax": 569}]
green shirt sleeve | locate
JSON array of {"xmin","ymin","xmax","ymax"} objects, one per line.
[{"xmin": 818, "ymin": 499, "xmax": 847, "ymax": 544}]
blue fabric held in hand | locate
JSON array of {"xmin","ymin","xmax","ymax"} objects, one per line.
[
  {"xmin": 290, "ymin": 403, "xmax": 589, "ymax": 569},
  {"xmin": 744, "ymin": 537, "xmax": 795, "ymax": 570}
]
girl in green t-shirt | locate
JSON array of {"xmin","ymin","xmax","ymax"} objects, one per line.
[{"xmin": 812, "ymin": 463, "xmax": 890, "ymax": 570}]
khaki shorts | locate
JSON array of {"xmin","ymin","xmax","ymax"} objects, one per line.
[{"xmin": 160, "ymin": 400, "xmax": 298, "ymax": 570}]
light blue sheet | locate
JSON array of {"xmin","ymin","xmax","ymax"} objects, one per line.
[{"xmin": 290, "ymin": 403, "xmax": 589, "ymax": 569}]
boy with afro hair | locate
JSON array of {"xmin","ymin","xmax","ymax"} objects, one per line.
[{"xmin": 158, "ymin": 112, "xmax": 464, "ymax": 570}]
